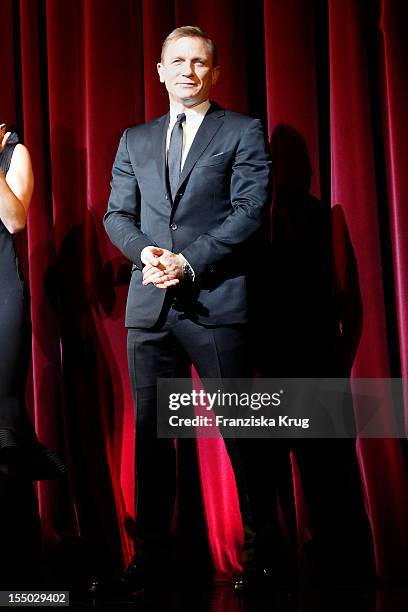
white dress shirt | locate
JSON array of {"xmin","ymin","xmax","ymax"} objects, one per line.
[{"xmin": 166, "ymin": 99, "xmax": 211, "ymax": 170}]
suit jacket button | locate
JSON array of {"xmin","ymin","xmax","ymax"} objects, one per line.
[
  {"xmin": 165, "ymin": 194, "xmax": 169, "ymax": 200},
  {"xmin": 170, "ymin": 223, "xmax": 178, "ymax": 230}
]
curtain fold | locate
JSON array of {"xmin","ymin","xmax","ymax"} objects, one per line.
[
  {"xmin": 328, "ymin": 0, "xmax": 408, "ymax": 577},
  {"xmin": 380, "ymin": 1, "xmax": 408, "ymax": 376}
]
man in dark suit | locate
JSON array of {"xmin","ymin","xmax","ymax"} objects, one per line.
[{"xmin": 103, "ymin": 26, "xmax": 272, "ymax": 594}]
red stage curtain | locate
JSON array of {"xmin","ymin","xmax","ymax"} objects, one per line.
[
  {"xmin": 0, "ymin": 0, "xmax": 407, "ymax": 579},
  {"xmin": 328, "ymin": 0, "xmax": 408, "ymax": 578}
]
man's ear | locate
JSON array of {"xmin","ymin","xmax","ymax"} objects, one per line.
[
  {"xmin": 157, "ymin": 63, "xmax": 165, "ymax": 83},
  {"xmin": 212, "ymin": 66, "xmax": 220, "ymax": 86}
]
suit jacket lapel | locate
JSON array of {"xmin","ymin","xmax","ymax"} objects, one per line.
[
  {"xmin": 176, "ymin": 103, "xmax": 225, "ymax": 195},
  {"xmin": 152, "ymin": 113, "xmax": 170, "ymax": 198},
  {"xmin": 150, "ymin": 104, "xmax": 225, "ymax": 210}
]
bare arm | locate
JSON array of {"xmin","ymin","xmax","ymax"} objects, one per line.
[{"xmin": 0, "ymin": 136, "xmax": 34, "ymax": 234}]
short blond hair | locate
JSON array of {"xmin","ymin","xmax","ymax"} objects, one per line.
[{"xmin": 161, "ymin": 26, "xmax": 218, "ymax": 66}]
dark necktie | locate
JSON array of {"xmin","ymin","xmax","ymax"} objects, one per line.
[{"xmin": 167, "ymin": 112, "xmax": 185, "ymax": 200}]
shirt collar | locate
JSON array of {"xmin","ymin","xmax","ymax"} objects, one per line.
[{"xmin": 169, "ymin": 99, "xmax": 211, "ymax": 126}]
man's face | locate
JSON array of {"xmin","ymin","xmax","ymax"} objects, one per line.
[{"xmin": 157, "ymin": 36, "xmax": 220, "ymax": 108}]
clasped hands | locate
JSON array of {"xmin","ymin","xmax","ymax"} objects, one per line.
[
  {"xmin": 141, "ymin": 246, "xmax": 184, "ymax": 289},
  {"xmin": 0, "ymin": 123, "xmax": 11, "ymax": 153}
]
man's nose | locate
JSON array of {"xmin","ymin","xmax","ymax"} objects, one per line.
[{"xmin": 181, "ymin": 61, "xmax": 195, "ymax": 76}]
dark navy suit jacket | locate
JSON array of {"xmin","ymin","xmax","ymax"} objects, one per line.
[{"xmin": 104, "ymin": 102, "xmax": 272, "ymax": 328}]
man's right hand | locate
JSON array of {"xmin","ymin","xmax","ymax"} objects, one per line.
[{"xmin": 140, "ymin": 245, "xmax": 165, "ymax": 267}]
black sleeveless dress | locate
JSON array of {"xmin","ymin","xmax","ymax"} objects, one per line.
[{"xmin": 0, "ymin": 133, "xmax": 65, "ymax": 480}]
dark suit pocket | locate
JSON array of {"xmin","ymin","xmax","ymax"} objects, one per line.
[{"xmin": 195, "ymin": 150, "xmax": 234, "ymax": 167}]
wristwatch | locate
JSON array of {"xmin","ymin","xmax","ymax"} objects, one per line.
[{"xmin": 183, "ymin": 259, "xmax": 195, "ymax": 283}]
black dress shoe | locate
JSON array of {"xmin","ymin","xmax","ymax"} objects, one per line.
[
  {"xmin": 88, "ymin": 560, "xmax": 146, "ymax": 599},
  {"xmin": 89, "ymin": 556, "xmax": 174, "ymax": 601},
  {"xmin": 233, "ymin": 566, "xmax": 294, "ymax": 594},
  {"xmin": 232, "ymin": 572, "xmax": 248, "ymax": 593},
  {"xmin": 118, "ymin": 559, "xmax": 146, "ymax": 593},
  {"xmin": 232, "ymin": 568, "xmax": 271, "ymax": 593}
]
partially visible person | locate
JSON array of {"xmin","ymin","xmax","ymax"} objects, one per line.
[{"xmin": 0, "ymin": 121, "xmax": 66, "ymax": 588}]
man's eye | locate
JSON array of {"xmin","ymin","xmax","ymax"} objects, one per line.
[{"xmin": 172, "ymin": 59, "xmax": 182, "ymax": 64}]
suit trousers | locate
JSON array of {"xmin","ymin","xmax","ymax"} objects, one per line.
[{"xmin": 126, "ymin": 295, "xmax": 266, "ymax": 567}]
